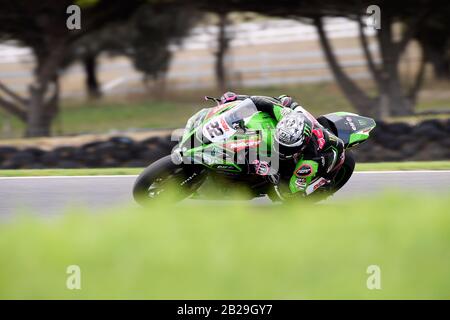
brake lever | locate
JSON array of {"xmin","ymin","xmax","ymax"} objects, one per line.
[{"xmin": 232, "ymin": 120, "xmax": 246, "ymax": 133}]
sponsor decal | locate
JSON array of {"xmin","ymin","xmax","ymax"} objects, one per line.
[
  {"xmin": 224, "ymin": 139, "xmax": 260, "ymax": 152},
  {"xmin": 313, "ymin": 178, "xmax": 327, "ymax": 191},
  {"xmin": 312, "ymin": 129, "xmax": 325, "ymax": 150},
  {"xmin": 346, "ymin": 116, "xmax": 357, "ymax": 130},
  {"xmin": 295, "ymin": 164, "xmax": 313, "ymax": 177},
  {"xmin": 295, "ymin": 178, "xmax": 307, "ymax": 189},
  {"xmin": 220, "ymin": 117, "xmax": 230, "ymax": 131},
  {"xmin": 305, "ymin": 177, "xmax": 328, "ymax": 195},
  {"xmin": 214, "ymin": 164, "xmax": 236, "ymax": 171}
]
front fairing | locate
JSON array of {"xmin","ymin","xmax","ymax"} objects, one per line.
[{"xmin": 177, "ymin": 100, "xmax": 276, "ymax": 173}]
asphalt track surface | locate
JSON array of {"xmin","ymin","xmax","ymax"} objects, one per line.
[{"xmin": 0, "ymin": 171, "xmax": 449, "ymax": 219}]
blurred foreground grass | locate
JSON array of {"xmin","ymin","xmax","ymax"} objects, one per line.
[
  {"xmin": 1, "ymin": 161, "xmax": 449, "ymax": 177},
  {"xmin": 0, "ymin": 192, "xmax": 449, "ymax": 299}
]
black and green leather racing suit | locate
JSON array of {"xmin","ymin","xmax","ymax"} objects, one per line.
[{"xmin": 238, "ymin": 95, "xmax": 346, "ymax": 196}]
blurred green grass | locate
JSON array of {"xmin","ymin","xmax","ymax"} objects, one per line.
[
  {"xmin": 0, "ymin": 168, "xmax": 142, "ymax": 177},
  {"xmin": 0, "ymin": 192, "xmax": 449, "ymax": 299}
]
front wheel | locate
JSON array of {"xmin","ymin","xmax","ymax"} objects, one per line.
[
  {"xmin": 308, "ymin": 150, "xmax": 355, "ymax": 202},
  {"xmin": 329, "ymin": 150, "xmax": 355, "ymax": 193},
  {"xmin": 270, "ymin": 151, "xmax": 355, "ymax": 203},
  {"xmin": 132, "ymin": 155, "xmax": 205, "ymax": 206}
]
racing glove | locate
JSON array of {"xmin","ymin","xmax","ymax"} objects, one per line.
[{"xmin": 251, "ymin": 160, "xmax": 280, "ymax": 184}]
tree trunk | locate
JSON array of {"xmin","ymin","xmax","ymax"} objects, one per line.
[
  {"xmin": 376, "ymin": 12, "xmax": 414, "ymax": 117},
  {"xmin": 314, "ymin": 17, "xmax": 377, "ymax": 117},
  {"xmin": 215, "ymin": 12, "xmax": 230, "ymax": 92},
  {"xmin": 25, "ymin": 77, "xmax": 59, "ymax": 137},
  {"xmin": 376, "ymin": 69, "xmax": 414, "ymax": 117},
  {"xmin": 25, "ymin": 43, "xmax": 63, "ymax": 137},
  {"xmin": 83, "ymin": 54, "xmax": 102, "ymax": 99},
  {"xmin": 26, "ymin": 85, "xmax": 50, "ymax": 137}
]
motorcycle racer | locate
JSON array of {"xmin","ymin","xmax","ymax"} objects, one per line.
[
  {"xmin": 134, "ymin": 91, "xmax": 375, "ymax": 205},
  {"xmin": 219, "ymin": 92, "xmax": 347, "ymax": 197}
]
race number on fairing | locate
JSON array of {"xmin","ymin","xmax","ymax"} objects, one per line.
[{"xmin": 202, "ymin": 116, "xmax": 236, "ymax": 142}]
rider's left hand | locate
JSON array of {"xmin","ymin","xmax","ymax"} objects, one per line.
[{"xmin": 252, "ymin": 159, "xmax": 271, "ymax": 175}]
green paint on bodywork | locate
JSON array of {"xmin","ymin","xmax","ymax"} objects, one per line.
[
  {"xmin": 246, "ymin": 112, "xmax": 277, "ymax": 129},
  {"xmin": 272, "ymin": 105, "xmax": 284, "ymax": 121},
  {"xmin": 246, "ymin": 112, "xmax": 277, "ymax": 154},
  {"xmin": 348, "ymin": 132, "xmax": 370, "ymax": 146},
  {"xmin": 289, "ymin": 160, "xmax": 319, "ymax": 193}
]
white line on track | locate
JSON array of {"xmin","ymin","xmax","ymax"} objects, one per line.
[
  {"xmin": 0, "ymin": 175, "xmax": 137, "ymax": 180},
  {"xmin": 0, "ymin": 170, "xmax": 449, "ymax": 180},
  {"xmin": 354, "ymin": 170, "xmax": 450, "ymax": 174}
]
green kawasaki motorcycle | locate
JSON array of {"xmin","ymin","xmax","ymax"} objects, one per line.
[{"xmin": 133, "ymin": 97, "xmax": 376, "ymax": 205}]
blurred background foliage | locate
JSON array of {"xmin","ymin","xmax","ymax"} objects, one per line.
[{"xmin": 0, "ymin": 0, "xmax": 448, "ymax": 138}]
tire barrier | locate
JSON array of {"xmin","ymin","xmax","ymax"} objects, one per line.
[{"xmin": 0, "ymin": 119, "xmax": 449, "ymax": 169}]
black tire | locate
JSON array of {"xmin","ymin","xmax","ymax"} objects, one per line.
[
  {"xmin": 330, "ymin": 150, "xmax": 355, "ymax": 193},
  {"xmin": 132, "ymin": 155, "xmax": 205, "ymax": 206}
]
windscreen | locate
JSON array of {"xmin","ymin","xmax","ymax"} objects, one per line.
[
  {"xmin": 222, "ymin": 98, "xmax": 258, "ymax": 127},
  {"xmin": 201, "ymin": 98, "xmax": 258, "ymax": 142}
]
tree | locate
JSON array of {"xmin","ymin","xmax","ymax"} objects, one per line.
[
  {"xmin": 63, "ymin": 32, "xmax": 111, "ymax": 99},
  {"xmin": 63, "ymin": 3, "xmax": 199, "ymax": 99},
  {"xmin": 414, "ymin": 9, "xmax": 450, "ymax": 80},
  {"xmin": 311, "ymin": 1, "xmax": 439, "ymax": 117},
  {"xmin": 172, "ymin": 0, "xmax": 446, "ymax": 118},
  {"xmin": 126, "ymin": 5, "xmax": 199, "ymax": 86},
  {"xmin": 0, "ymin": 0, "xmax": 142, "ymax": 137}
]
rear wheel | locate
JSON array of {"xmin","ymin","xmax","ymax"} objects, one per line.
[{"xmin": 132, "ymin": 155, "xmax": 205, "ymax": 206}]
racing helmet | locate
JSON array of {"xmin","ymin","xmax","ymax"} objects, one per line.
[{"xmin": 274, "ymin": 112, "xmax": 313, "ymax": 159}]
